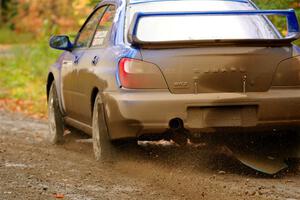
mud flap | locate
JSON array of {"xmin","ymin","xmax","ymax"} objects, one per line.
[
  {"xmin": 291, "ymin": 146, "xmax": 300, "ymax": 158},
  {"xmin": 229, "ymin": 147, "xmax": 288, "ymax": 174},
  {"xmin": 224, "ymin": 131, "xmax": 299, "ymax": 175},
  {"xmin": 289, "ymin": 132, "xmax": 300, "ymax": 159}
]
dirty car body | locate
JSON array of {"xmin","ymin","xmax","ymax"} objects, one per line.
[{"xmin": 48, "ymin": 0, "xmax": 300, "ymax": 173}]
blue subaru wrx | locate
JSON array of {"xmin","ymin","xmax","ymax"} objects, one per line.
[{"xmin": 48, "ymin": 0, "xmax": 300, "ymax": 174}]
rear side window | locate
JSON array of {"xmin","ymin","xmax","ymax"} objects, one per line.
[
  {"xmin": 126, "ymin": 0, "xmax": 279, "ymax": 42},
  {"xmin": 75, "ymin": 6, "xmax": 107, "ymax": 48},
  {"xmin": 91, "ymin": 5, "xmax": 116, "ymax": 47}
]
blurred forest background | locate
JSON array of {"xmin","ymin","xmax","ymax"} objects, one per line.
[{"xmin": 0, "ymin": 0, "xmax": 300, "ymax": 118}]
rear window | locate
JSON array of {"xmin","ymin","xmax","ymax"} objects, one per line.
[{"xmin": 125, "ymin": 0, "xmax": 280, "ymax": 42}]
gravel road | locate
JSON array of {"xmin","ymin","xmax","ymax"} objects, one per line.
[{"xmin": 0, "ymin": 110, "xmax": 299, "ymax": 200}]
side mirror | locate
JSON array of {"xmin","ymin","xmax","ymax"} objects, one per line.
[{"xmin": 49, "ymin": 35, "xmax": 73, "ymax": 51}]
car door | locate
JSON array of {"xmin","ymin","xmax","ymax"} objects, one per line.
[
  {"xmin": 61, "ymin": 6, "xmax": 108, "ymax": 119},
  {"xmin": 72, "ymin": 5, "xmax": 117, "ymax": 124}
]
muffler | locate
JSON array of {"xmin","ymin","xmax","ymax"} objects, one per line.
[{"xmin": 169, "ymin": 118, "xmax": 188, "ymax": 146}]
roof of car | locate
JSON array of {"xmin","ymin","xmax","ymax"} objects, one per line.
[{"xmin": 128, "ymin": 0, "xmax": 250, "ymax": 5}]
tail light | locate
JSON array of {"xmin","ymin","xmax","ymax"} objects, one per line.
[
  {"xmin": 272, "ymin": 56, "xmax": 300, "ymax": 86},
  {"xmin": 118, "ymin": 58, "xmax": 167, "ymax": 89}
]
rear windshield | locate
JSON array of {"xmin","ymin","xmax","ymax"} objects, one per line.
[{"xmin": 125, "ymin": 0, "xmax": 280, "ymax": 42}]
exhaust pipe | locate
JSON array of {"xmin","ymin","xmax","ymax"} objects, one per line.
[
  {"xmin": 169, "ymin": 118, "xmax": 184, "ymax": 131},
  {"xmin": 169, "ymin": 118, "xmax": 188, "ymax": 146}
]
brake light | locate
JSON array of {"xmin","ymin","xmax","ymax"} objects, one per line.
[{"xmin": 118, "ymin": 58, "xmax": 167, "ymax": 89}]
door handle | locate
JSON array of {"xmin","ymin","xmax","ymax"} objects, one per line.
[
  {"xmin": 92, "ymin": 56, "xmax": 100, "ymax": 66},
  {"xmin": 74, "ymin": 55, "xmax": 80, "ymax": 65},
  {"xmin": 62, "ymin": 60, "xmax": 73, "ymax": 67}
]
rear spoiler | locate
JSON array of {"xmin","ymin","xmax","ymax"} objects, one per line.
[{"xmin": 128, "ymin": 9, "xmax": 300, "ymax": 48}]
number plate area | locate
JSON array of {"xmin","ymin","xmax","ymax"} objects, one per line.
[{"xmin": 187, "ymin": 106, "xmax": 258, "ymax": 129}]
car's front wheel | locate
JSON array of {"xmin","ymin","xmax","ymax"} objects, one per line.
[
  {"xmin": 47, "ymin": 82, "xmax": 65, "ymax": 144},
  {"xmin": 92, "ymin": 93, "xmax": 115, "ymax": 161}
]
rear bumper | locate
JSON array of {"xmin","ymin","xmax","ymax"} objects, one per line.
[{"xmin": 103, "ymin": 88, "xmax": 300, "ymax": 139}]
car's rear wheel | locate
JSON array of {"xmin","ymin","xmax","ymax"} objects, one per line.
[
  {"xmin": 92, "ymin": 93, "xmax": 116, "ymax": 161},
  {"xmin": 47, "ymin": 82, "xmax": 65, "ymax": 144}
]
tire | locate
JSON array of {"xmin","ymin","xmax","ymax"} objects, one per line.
[
  {"xmin": 47, "ymin": 82, "xmax": 65, "ymax": 144},
  {"xmin": 92, "ymin": 93, "xmax": 115, "ymax": 161}
]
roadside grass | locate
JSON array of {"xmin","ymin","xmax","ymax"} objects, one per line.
[
  {"xmin": 0, "ymin": 28, "xmax": 35, "ymax": 44},
  {"xmin": 0, "ymin": 40, "xmax": 60, "ymax": 117}
]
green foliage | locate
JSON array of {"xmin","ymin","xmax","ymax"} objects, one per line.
[
  {"xmin": 0, "ymin": 0, "xmax": 18, "ymax": 25},
  {"xmin": 0, "ymin": 41, "xmax": 60, "ymax": 112},
  {"xmin": 253, "ymin": 1, "xmax": 300, "ymax": 21},
  {"xmin": 89, "ymin": 0, "xmax": 100, "ymax": 7},
  {"xmin": 0, "ymin": 28, "xmax": 34, "ymax": 44}
]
